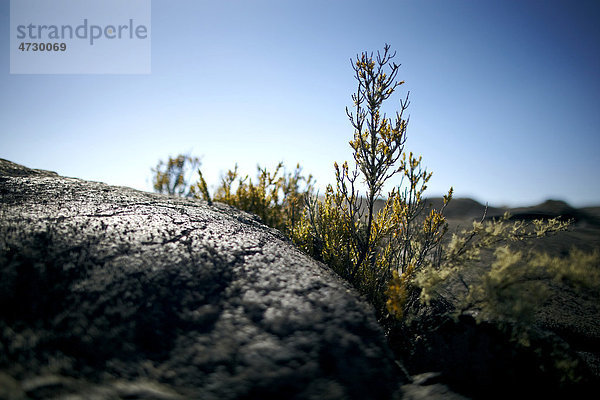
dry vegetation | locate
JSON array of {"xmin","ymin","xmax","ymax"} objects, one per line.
[{"xmin": 152, "ymin": 45, "xmax": 600, "ymax": 394}]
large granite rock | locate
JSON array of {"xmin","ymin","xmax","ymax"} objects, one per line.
[{"xmin": 0, "ymin": 159, "xmax": 400, "ymax": 399}]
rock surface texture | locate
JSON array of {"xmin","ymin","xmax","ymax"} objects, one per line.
[{"xmin": 0, "ymin": 159, "xmax": 400, "ymax": 399}]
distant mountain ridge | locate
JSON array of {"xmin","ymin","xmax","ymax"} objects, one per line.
[{"xmin": 422, "ymin": 197, "xmax": 600, "ymax": 225}]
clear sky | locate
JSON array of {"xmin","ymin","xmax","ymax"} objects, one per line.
[{"xmin": 1, "ymin": 0, "xmax": 599, "ymax": 207}]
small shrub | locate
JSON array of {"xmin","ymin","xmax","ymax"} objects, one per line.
[
  {"xmin": 409, "ymin": 213, "xmax": 572, "ymax": 320},
  {"xmin": 470, "ymin": 245, "xmax": 600, "ymax": 325},
  {"xmin": 194, "ymin": 163, "xmax": 314, "ymax": 237},
  {"xmin": 291, "ymin": 44, "xmax": 452, "ymax": 318},
  {"xmin": 151, "ymin": 154, "xmax": 201, "ymax": 197}
]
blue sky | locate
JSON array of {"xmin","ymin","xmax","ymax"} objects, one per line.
[{"xmin": 1, "ymin": 0, "xmax": 599, "ymax": 207}]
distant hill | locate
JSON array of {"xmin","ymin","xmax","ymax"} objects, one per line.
[
  {"xmin": 421, "ymin": 197, "xmax": 505, "ymax": 220},
  {"xmin": 421, "ymin": 197, "xmax": 600, "ymax": 225},
  {"xmin": 508, "ymin": 199, "xmax": 599, "ymax": 223}
]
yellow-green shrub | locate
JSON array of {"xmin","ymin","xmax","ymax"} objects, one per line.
[
  {"xmin": 151, "ymin": 154, "xmax": 201, "ymax": 197},
  {"xmin": 291, "ymin": 45, "xmax": 452, "ymax": 317},
  {"xmin": 194, "ymin": 163, "xmax": 314, "ymax": 237},
  {"xmin": 410, "ymin": 213, "xmax": 572, "ymax": 320}
]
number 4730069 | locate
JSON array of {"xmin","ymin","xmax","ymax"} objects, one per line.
[{"xmin": 18, "ymin": 42, "xmax": 67, "ymax": 51}]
